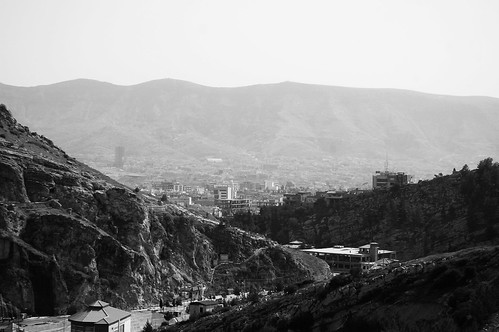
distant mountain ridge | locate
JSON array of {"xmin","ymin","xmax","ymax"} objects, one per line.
[{"xmin": 1, "ymin": 79, "xmax": 498, "ymax": 176}]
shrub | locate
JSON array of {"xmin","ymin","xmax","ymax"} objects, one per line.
[
  {"xmin": 164, "ymin": 311, "xmax": 174, "ymax": 320},
  {"xmin": 350, "ymin": 267, "xmax": 362, "ymax": 278},
  {"xmin": 199, "ymin": 311, "xmax": 213, "ymax": 318},
  {"xmin": 432, "ymin": 268, "xmax": 462, "ymax": 290},
  {"xmin": 452, "ymin": 302, "xmax": 477, "ymax": 328},
  {"xmin": 463, "ymin": 266, "xmax": 476, "ymax": 281},
  {"xmin": 142, "ymin": 321, "xmax": 154, "ymax": 332},
  {"xmin": 448, "ymin": 287, "xmax": 472, "ymax": 308},
  {"xmin": 326, "ymin": 274, "xmax": 352, "ymax": 291},
  {"xmin": 288, "ymin": 311, "xmax": 314, "ymax": 331},
  {"xmin": 275, "ymin": 316, "xmax": 290, "ymax": 331},
  {"xmin": 248, "ymin": 289, "xmax": 260, "ymax": 303},
  {"xmin": 284, "ymin": 285, "xmax": 297, "ymax": 295},
  {"xmin": 296, "ymin": 279, "xmax": 314, "ymax": 287},
  {"xmin": 428, "ymin": 264, "xmax": 448, "ymax": 280}
]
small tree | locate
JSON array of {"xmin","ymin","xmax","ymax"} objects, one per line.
[
  {"xmin": 284, "ymin": 284, "xmax": 297, "ymax": 295},
  {"xmin": 248, "ymin": 289, "xmax": 260, "ymax": 303},
  {"xmin": 142, "ymin": 321, "xmax": 153, "ymax": 332},
  {"xmin": 164, "ymin": 311, "xmax": 174, "ymax": 321},
  {"xmin": 350, "ymin": 267, "xmax": 362, "ymax": 279}
]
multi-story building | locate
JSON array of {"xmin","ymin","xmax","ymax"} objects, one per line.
[
  {"xmin": 214, "ymin": 185, "xmax": 234, "ymax": 200},
  {"xmin": 372, "ymin": 171, "xmax": 412, "ymax": 189},
  {"xmin": 170, "ymin": 196, "xmax": 192, "ymax": 207},
  {"xmin": 152, "ymin": 181, "xmax": 184, "ymax": 192},
  {"xmin": 283, "ymin": 191, "xmax": 312, "ymax": 206},
  {"xmin": 215, "ymin": 198, "xmax": 251, "ymax": 216},
  {"xmin": 302, "ymin": 242, "xmax": 396, "ymax": 273}
]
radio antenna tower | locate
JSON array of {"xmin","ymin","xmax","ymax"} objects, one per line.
[{"xmin": 384, "ymin": 153, "xmax": 389, "ymax": 173}]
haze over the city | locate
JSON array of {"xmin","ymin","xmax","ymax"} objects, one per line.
[{"xmin": 1, "ymin": 0, "xmax": 499, "ymax": 98}]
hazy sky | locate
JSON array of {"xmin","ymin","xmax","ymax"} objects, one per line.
[{"xmin": 1, "ymin": 0, "xmax": 499, "ymax": 97}]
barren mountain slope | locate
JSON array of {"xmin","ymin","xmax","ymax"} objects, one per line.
[{"xmin": 1, "ymin": 79, "xmax": 498, "ymax": 172}]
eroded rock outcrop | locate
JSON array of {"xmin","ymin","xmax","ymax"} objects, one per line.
[{"xmin": 0, "ymin": 104, "xmax": 330, "ymax": 316}]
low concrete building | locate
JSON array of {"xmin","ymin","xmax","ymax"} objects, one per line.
[
  {"xmin": 187, "ymin": 301, "xmax": 221, "ymax": 318},
  {"xmin": 302, "ymin": 242, "xmax": 396, "ymax": 273},
  {"xmin": 68, "ymin": 301, "xmax": 131, "ymax": 332}
]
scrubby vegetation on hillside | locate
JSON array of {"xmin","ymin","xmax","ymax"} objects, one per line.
[
  {"xmin": 169, "ymin": 245, "xmax": 499, "ymax": 332},
  {"xmin": 232, "ymin": 158, "xmax": 499, "ymax": 260}
]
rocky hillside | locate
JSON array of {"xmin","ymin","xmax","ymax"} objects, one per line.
[
  {"xmin": 1, "ymin": 79, "xmax": 498, "ymax": 178},
  {"xmin": 173, "ymin": 245, "xmax": 499, "ymax": 332},
  {"xmin": 0, "ymin": 104, "xmax": 330, "ymax": 316}
]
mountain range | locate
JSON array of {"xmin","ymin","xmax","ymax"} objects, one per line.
[{"xmin": 1, "ymin": 79, "xmax": 498, "ymax": 182}]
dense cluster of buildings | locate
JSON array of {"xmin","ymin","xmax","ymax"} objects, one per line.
[
  {"xmin": 148, "ymin": 180, "xmax": 283, "ymax": 217},
  {"xmin": 143, "ymin": 168, "xmax": 413, "ymax": 218}
]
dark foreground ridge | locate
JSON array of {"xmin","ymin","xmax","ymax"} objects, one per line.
[{"xmin": 173, "ymin": 245, "xmax": 499, "ymax": 332}]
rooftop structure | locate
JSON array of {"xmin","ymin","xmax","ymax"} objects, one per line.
[{"xmin": 284, "ymin": 240, "xmax": 304, "ymax": 249}]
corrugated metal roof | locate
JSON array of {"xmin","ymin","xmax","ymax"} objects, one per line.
[
  {"xmin": 301, "ymin": 247, "xmax": 364, "ymax": 256},
  {"xmin": 69, "ymin": 301, "xmax": 130, "ymax": 325},
  {"xmin": 190, "ymin": 300, "xmax": 219, "ymax": 306}
]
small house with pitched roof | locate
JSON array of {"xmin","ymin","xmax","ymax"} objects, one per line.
[
  {"xmin": 68, "ymin": 301, "xmax": 131, "ymax": 332},
  {"xmin": 188, "ymin": 300, "xmax": 221, "ymax": 318}
]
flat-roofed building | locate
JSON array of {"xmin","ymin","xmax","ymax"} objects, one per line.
[{"xmin": 302, "ymin": 242, "xmax": 396, "ymax": 273}]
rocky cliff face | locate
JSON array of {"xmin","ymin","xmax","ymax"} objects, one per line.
[{"xmin": 0, "ymin": 104, "xmax": 330, "ymax": 316}]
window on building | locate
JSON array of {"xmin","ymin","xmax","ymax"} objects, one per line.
[{"xmin": 71, "ymin": 325, "xmax": 84, "ymax": 332}]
